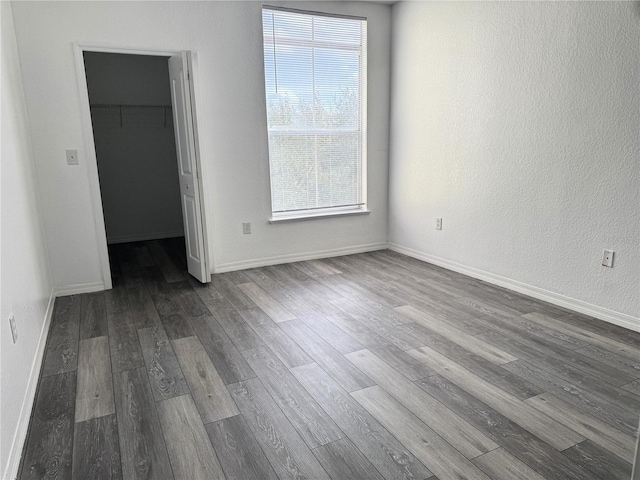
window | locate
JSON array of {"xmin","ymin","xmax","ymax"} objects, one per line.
[{"xmin": 262, "ymin": 7, "xmax": 367, "ymax": 220}]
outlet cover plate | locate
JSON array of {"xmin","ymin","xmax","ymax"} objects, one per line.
[
  {"xmin": 602, "ymin": 250, "xmax": 614, "ymax": 268},
  {"xmin": 66, "ymin": 149, "xmax": 78, "ymax": 165}
]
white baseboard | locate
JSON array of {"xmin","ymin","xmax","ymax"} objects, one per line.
[
  {"xmin": 213, "ymin": 242, "xmax": 388, "ymax": 273},
  {"xmin": 107, "ymin": 230, "xmax": 184, "ymax": 244},
  {"xmin": 388, "ymin": 243, "xmax": 640, "ymax": 333},
  {"xmin": 55, "ymin": 281, "xmax": 105, "ymax": 297},
  {"xmin": 3, "ymin": 289, "xmax": 56, "ymax": 480}
]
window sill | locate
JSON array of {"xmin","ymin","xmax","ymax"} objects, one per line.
[{"xmin": 269, "ymin": 209, "xmax": 371, "ymax": 223}]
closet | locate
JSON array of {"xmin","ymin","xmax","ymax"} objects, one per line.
[{"xmin": 84, "ymin": 52, "xmax": 184, "ymax": 244}]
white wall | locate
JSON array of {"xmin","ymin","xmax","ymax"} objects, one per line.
[
  {"xmin": 84, "ymin": 52, "xmax": 183, "ymax": 244},
  {"xmin": 1, "ymin": 2, "xmax": 55, "ymax": 477},
  {"xmin": 11, "ymin": 1, "xmax": 390, "ymax": 289},
  {"xmin": 389, "ymin": 2, "xmax": 640, "ymax": 323}
]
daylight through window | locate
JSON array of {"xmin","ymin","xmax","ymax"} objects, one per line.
[{"xmin": 262, "ymin": 7, "xmax": 367, "ymax": 219}]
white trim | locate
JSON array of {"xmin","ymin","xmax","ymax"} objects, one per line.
[
  {"xmin": 74, "ymin": 43, "xmax": 113, "ymax": 290},
  {"xmin": 632, "ymin": 428, "xmax": 640, "ymax": 480},
  {"xmin": 263, "ymin": 5, "xmax": 367, "ymax": 22},
  {"xmin": 73, "ymin": 43, "xmax": 177, "ymax": 57},
  {"xmin": 388, "ymin": 243, "xmax": 640, "ymax": 333},
  {"xmin": 186, "ymin": 52, "xmax": 214, "ymax": 281},
  {"xmin": 73, "ymin": 43, "xmax": 212, "ymax": 288},
  {"xmin": 213, "ymin": 242, "xmax": 387, "ymax": 273},
  {"xmin": 107, "ymin": 230, "xmax": 184, "ymax": 245},
  {"xmin": 3, "ymin": 289, "xmax": 56, "ymax": 480},
  {"xmin": 55, "ymin": 281, "xmax": 105, "ymax": 297},
  {"xmin": 270, "ymin": 209, "xmax": 370, "ymax": 223}
]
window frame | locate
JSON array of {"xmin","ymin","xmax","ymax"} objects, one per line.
[{"xmin": 262, "ymin": 6, "xmax": 368, "ymax": 222}]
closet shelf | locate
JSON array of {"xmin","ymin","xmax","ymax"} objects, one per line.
[{"xmin": 90, "ymin": 103, "xmax": 172, "ymax": 109}]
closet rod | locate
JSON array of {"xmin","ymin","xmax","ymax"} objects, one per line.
[{"xmin": 90, "ymin": 103, "xmax": 173, "ymax": 127}]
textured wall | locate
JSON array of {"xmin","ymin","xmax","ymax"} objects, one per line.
[
  {"xmin": 1, "ymin": 2, "xmax": 54, "ymax": 476},
  {"xmin": 389, "ymin": 2, "xmax": 640, "ymax": 319},
  {"xmin": 11, "ymin": 1, "xmax": 390, "ymax": 289}
]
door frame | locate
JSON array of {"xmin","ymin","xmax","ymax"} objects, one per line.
[{"xmin": 73, "ymin": 43, "xmax": 213, "ymax": 289}]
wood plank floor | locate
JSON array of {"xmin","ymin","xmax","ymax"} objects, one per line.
[{"xmin": 19, "ymin": 238, "xmax": 640, "ymax": 480}]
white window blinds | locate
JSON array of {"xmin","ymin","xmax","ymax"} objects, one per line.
[{"xmin": 262, "ymin": 7, "xmax": 367, "ymax": 218}]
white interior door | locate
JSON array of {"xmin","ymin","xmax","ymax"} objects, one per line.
[{"xmin": 168, "ymin": 51, "xmax": 209, "ymax": 283}]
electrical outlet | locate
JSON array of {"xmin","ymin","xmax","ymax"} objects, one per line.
[
  {"xmin": 9, "ymin": 314, "xmax": 17, "ymax": 344},
  {"xmin": 602, "ymin": 250, "xmax": 614, "ymax": 268},
  {"xmin": 435, "ymin": 217, "xmax": 442, "ymax": 230},
  {"xmin": 66, "ymin": 149, "xmax": 78, "ymax": 165},
  {"xmin": 242, "ymin": 222, "xmax": 252, "ymax": 234}
]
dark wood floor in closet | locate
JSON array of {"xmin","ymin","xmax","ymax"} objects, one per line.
[{"xmin": 19, "ymin": 237, "xmax": 640, "ymax": 480}]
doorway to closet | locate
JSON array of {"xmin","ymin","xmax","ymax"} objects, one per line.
[{"xmin": 81, "ymin": 49, "xmax": 210, "ymax": 285}]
